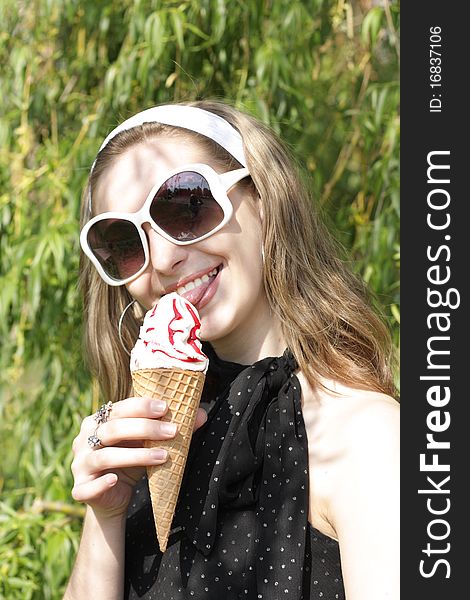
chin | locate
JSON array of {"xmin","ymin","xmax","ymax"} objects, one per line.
[
  {"xmin": 199, "ymin": 312, "xmax": 234, "ymax": 344},
  {"xmin": 199, "ymin": 323, "xmax": 219, "ymax": 343}
]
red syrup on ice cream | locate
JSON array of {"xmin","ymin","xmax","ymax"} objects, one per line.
[{"xmin": 140, "ymin": 297, "xmax": 205, "ymax": 363}]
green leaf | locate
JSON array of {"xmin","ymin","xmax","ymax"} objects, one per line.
[
  {"xmin": 361, "ymin": 6, "xmax": 384, "ymax": 49},
  {"xmin": 170, "ymin": 9, "xmax": 185, "ymax": 50}
]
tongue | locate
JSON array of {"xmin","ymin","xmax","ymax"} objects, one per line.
[{"xmin": 181, "ymin": 279, "xmax": 213, "ymax": 307}]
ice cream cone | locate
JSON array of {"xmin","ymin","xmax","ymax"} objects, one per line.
[{"xmin": 132, "ymin": 367, "xmax": 205, "ymax": 552}]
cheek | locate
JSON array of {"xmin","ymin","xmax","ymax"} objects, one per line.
[
  {"xmin": 220, "ymin": 235, "xmax": 265, "ymax": 307},
  {"xmin": 236, "ymin": 253, "xmax": 263, "ymax": 295},
  {"xmin": 237, "ymin": 230, "xmax": 264, "ymax": 283},
  {"xmin": 126, "ymin": 274, "xmax": 154, "ymax": 310},
  {"xmin": 214, "ymin": 218, "xmax": 264, "ymax": 299}
]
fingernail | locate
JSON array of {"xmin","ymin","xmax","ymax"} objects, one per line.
[
  {"xmin": 161, "ymin": 422, "xmax": 177, "ymax": 435},
  {"xmin": 150, "ymin": 449, "xmax": 168, "ymax": 461},
  {"xmin": 151, "ymin": 400, "xmax": 166, "ymax": 414}
]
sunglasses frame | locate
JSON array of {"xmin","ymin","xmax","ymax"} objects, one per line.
[{"xmin": 80, "ymin": 163, "xmax": 250, "ymax": 286}]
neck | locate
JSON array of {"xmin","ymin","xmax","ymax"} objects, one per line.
[{"xmin": 210, "ymin": 314, "xmax": 286, "ymax": 365}]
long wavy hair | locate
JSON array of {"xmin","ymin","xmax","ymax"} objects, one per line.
[{"xmin": 79, "ymin": 99, "xmax": 396, "ymax": 403}]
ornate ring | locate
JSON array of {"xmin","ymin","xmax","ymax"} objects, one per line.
[
  {"xmin": 94, "ymin": 401, "xmax": 113, "ymax": 425},
  {"xmin": 87, "ymin": 429, "xmax": 103, "ymax": 448}
]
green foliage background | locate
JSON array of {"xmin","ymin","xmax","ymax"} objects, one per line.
[{"xmin": 0, "ymin": 0, "xmax": 399, "ymax": 597}]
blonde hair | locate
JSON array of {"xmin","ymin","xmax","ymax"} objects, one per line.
[{"xmin": 79, "ymin": 100, "xmax": 396, "ymax": 403}]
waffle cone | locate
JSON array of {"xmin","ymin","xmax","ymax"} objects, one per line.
[{"xmin": 131, "ymin": 367, "xmax": 205, "ymax": 552}]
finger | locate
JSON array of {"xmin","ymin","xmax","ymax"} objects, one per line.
[
  {"xmin": 85, "ymin": 446, "xmax": 169, "ymax": 474},
  {"xmin": 79, "ymin": 414, "xmax": 98, "ymax": 434},
  {"xmin": 76, "ymin": 398, "xmax": 168, "ymax": 440},
  {"xmin": 72, "ymin": 434, "xmax": 81, "ymax": 453},
  {"xmin": 194, "ymin": 407, "xmax": 208, "ymax": 430},
  {"xmin": 72, "ymin": 473, "xmax": 118, "ymax": 503},
  {"xmin": 109, "ymin": 396, "xmax": 169, "ymax": 420},
  {"xmin": 97, "ymin": 417, "xmax": 178, "ymax": 447}
]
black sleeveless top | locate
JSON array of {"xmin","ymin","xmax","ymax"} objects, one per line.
[{"xmin": 124, "ymin": 345, "xmax": 345, "ymax": 600}]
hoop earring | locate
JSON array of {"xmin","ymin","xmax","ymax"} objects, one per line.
[{"xmin": 118, "ymin": 299, "xmax": 137, "ymax": 356}]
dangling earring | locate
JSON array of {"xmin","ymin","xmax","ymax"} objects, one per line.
[
  {"xmin": 261, "ymin": 243, "xmax": 265, "ymax": 265},
  {"xmin": 118, "ymin": 299, "xmax": 137, "ymax": 356}
]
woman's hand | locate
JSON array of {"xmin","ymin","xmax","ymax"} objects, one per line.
[{"xmin": 70, "ymin": 396, "xmax": 207, "ymax": 519}]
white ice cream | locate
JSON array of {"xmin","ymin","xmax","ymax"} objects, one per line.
[{"xmin": 130, "ymin": 292, "xmax": 209, "ymax": 372}]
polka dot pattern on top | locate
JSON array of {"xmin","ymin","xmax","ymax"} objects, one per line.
[{"xmin": 124, "ymin": 344, "xmax": 345, "ymax": 600}]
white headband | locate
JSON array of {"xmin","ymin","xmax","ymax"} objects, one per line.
[
  {"xmin": 95, "ymin": 105, "xmax": 247, "ymax": 166},
  {"xmin": 87, "ymin": 105, "xmax": 247, "ymax": 215}
]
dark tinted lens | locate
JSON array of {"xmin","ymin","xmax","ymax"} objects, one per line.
[
  {"xmin": 150, "ymin": 172, "xmax": 224, "ymax": 241},
  {"xmin": 87, "ymin": 218, "xmax": 145, "ymax": 280}
]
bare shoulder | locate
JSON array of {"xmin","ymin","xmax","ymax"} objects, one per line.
[
  {"xmin": 299, "ymin": 372, "xmax": 400, "ymax": 599},
  {"xmin": 298, "ymin": 371, "xmax": 399, "ymax": 531},
  {"xmin": 322, "ymin": 380, "xmax": 399, "ymax": 450},
  {"xmin": 300, "ymin": 372, "xmax": 399, "ymax": 423},
  {"xmin": 299, "ymin": 372, "xmax": 399, "ymax": 463}
]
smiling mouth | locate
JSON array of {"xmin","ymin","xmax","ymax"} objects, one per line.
[{"xmin": 176, "ymin": 266, "xmax": 221, "ymax": 296}]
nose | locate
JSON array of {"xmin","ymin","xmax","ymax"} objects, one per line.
[{"xmin": 145, "ymin": 225, "xmax": 188, "ymax": 274}]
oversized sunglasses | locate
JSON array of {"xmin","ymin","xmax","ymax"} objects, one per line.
[{"xmin": 80, "ymin": 163, "xmax": 250, "ymax": 286}]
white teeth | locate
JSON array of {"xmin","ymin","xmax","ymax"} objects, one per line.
[{"xmin": 176, "ymin": 267, "xmax": 219, "ymax": 295}]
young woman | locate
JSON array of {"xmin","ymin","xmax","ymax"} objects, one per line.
[{"xmin": 64, "ymin": 101, "xmax": 399, "ymax": 600}]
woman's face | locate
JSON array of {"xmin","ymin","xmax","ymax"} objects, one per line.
[{"xmin": 93, "ymin": 136, "xmax": 281, "ymax": 362}]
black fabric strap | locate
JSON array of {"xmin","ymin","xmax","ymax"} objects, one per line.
[{"xmin": 173, "ymin": 345, "xmax": 309, "ymax": 599}]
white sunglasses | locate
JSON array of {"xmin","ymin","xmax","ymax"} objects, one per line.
[{"xmin": 80, "ymin": 163, "xmax": 249, "ymax": 286}]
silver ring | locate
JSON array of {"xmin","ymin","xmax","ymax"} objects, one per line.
[
  {"xmin": 94, "ymin": 401, "xmax": 113, "ymax": 424},
  {"xmin": 87, "ymin": 430, "xmax": 103, "ymax": 448}
]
